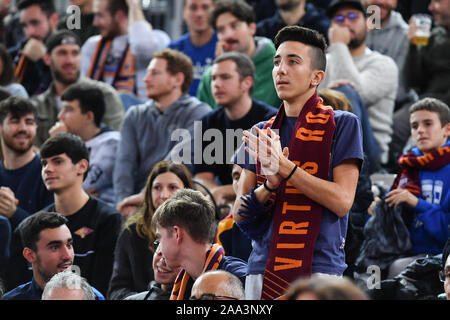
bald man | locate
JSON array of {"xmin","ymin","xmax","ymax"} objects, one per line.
[{"xmin": 190, "ymin": 270, "xmax": 244, "ymax": 300}]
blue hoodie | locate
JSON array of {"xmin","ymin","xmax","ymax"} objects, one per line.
[{"xmin": 409, "ymin": 141, "xmax": 450, "ymax": 255}]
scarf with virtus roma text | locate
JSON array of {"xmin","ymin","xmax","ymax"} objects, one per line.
[
  {"xmin": 87, "ymin": 37, "xmax": 137, "ymax": 94},
  {"xmin": 256, "ymin": 92, "xmax": 335, "ymax": 300},
  {"xmin": 391, "ymin": 144, "xmax": 450, "ymax": 196},
  {"xmin": 170, "ymin": 244, "xmax": 224, "ymax": 300}
]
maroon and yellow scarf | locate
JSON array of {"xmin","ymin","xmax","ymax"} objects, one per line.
[
  {"xmin": 170, "ymin": 244, "xmax": 224, "ymax": 300},
  {"xmin": 391, "ymin": 144, "xmax": 450, "ymax": 196},
  {"xmin": 87, "ymin": 37, "xmax": 137, "ymax": 94},
  {"xmin": 257, "ymin": 92, "xmax": 336, "ymax": 300}
]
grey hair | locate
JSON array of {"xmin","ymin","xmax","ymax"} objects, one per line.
[
  {"xmin": 198, "ymin": 270, "xmax": 245, "ymax": 299},
  {"xmin": 42, "ymin": 271, "xmax": 95, "ymax": 300}
]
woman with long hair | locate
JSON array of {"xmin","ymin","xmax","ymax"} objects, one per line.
[{"xmin": 107, "ymin": 161, "xmax": 193, "ymax": 300}]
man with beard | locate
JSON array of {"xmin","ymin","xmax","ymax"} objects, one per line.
[
  {"xmin": 256, "ymin": 0, "xmax": 330, "ymax": 42},
  {"xmin": 8, "ymin": 0, "xmax": 58, "ymax": 97},
  {"xmin": 5, "ymin": 133, "xmax": 122, "ymax": 294},
  {"xmin": 319, "ymin": 0, "xmax": 398, "ymax": 166},
  {"xmin": 0, "ymin": 97, "xmax": 53, "ymax": 233},
  {"xmin": 80, "ymin": 0, "xmax": 170, "ymax": 102},
  {"xmin": 1, "ymin": 211, "xmax": 104, "ymax": 300},
  {"xmin": 32, "ymin": 29, "xmax": 124, "ymax": 147},
  {"xmin": 197, "ymin": 0, "xmax": 282, "ymax": 109}
]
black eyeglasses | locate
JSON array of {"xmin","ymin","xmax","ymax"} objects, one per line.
[
  {"xmin": 153, "ymin": 239, "xmax": 160, "ymax": 251},
  {"xmin": 332, "ymin": 12, "xmax": 360, "ymax": 24},
  {"xmin": 189, "ymin": 293, "xmax": 239, "ymax": 300},
  {"xmin": 439, "ymin": 270, "xmax": 450, "ymax": 282}
]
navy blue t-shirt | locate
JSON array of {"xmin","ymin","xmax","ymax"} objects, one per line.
[{"xmin": 233, "ymin": 110, "xmax": 364, "ymax": 275}]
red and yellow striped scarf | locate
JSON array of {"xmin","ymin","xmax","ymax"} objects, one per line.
[
  {"xmin": 170, "ymin": 243, "xmax": 224, "ymax": 300},
  {"xmin": 87, "ymin": 37, "xmax": 137, "ymax": 94},
  {"xmin": 391, "ymin": 144, "xmax": 450, "ymax": 195},
  {"xmin": 257, "ymin": 92, "xmax": 336, "ymax": 300}
]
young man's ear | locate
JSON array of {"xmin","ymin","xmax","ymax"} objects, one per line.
[
  {"xmin": 241, "ymin": 76, "xmax": 254, "ymax": 94},
  {"xmin": 23, "ymin": 247, "xmax": 37, "ymax": 264},
  {"xmin": 311, "ymin": 70, "xmax": 325, "ymax": 87},
  {"xmin": 173, "ymin": 225, "xmax": 183, "ymax": 244},
  {"xmin": 76, "ymin": 158, "xmax": 89, "ymax": 177},
  {"xmin": 173, "ymin": 72, "xmax": 185, "ymax": 90}
]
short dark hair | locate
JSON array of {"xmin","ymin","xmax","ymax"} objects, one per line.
[
  {"xmin": 106, "ymin": 0, "xmax": 128, "ymax": 16},
  {"xmin": 214, "ymin": 51, "xmax": 255, "ymax": 94},
  {"xmin": 20, "ymin": 211, "xmax": 68, "ymax": 251},
  {"xmin": 443, "ymin": 239, "xmax": 450, "ymax": 269},
  {"xmin": 152, "ymin": 189, "xmax": 216, "ymax": 244},
  {"xmin": 0, "ymin": 96, "xmax": 37, "ymax": 124},
  {"xmin": 61, "ymin": 83, "xmax": 106, "ymax": 127},
  {"xmin": 0, "ymin": 44, "xmax": 14, "ymax": 86},
  {"xmin": 152, "ymin": 49, "xmax": 194, "ymax": 94},
  {"xmin": 409, "ymin": 97, "xmax": 450, "ymax": 127},
  {"xmin": 17, "ymin": 0, "xmax": 56, "ymax": 17},
  {"xmin": 208, "ymin": 0, "xmax": 255, "ymax": 29},
  {"xmin": 274, "ymin": 26, "xmax": 327, "ymax": 72},
  {"xmin": 40, "ymin": 132, "xmax": 90, "ymax": 165}
]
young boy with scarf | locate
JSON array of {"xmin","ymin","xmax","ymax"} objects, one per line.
[
  {"xmin": 232, "ymin": 25, "xmax": 364, "ymax": 300},
  {"xmin": 385, "ymin": 97, "xmax": 450, "ymax": 277}
]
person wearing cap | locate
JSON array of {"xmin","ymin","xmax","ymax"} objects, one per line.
[
  {"xmin": 319, "ymin": 0, "xmax": 398, "ymax": 166},
  {"xmin": 32, "ymin": 29, "xmax": 124, "ymax": 147}
]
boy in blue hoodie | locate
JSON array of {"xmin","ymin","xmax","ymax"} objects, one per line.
[{"xmin": 386, "ymin": 97, "xmax": 450, "ymax": 277}]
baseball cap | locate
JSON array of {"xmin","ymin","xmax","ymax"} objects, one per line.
[
  {"xmin": 326, "ymin": 0, "xmax": 367, "ymax": 18},
  {"xmin": 45, "ymin": 30, "xmax": 81, "ymax": 54}
]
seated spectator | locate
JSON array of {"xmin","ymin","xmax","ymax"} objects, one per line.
[
  {"xmin": 8, "ymin": 0, "xmax": 58, "ymax": 96},
  {"xmin": 256, "ymin": 0, "xmax": 330, "ymax": 42},
  {"xmin": 113, "ymin": 49, "xmax": 211, "ymax": 203},
  {"xmin": 81, "ymin": 0, "xmax": 170, "ymax": 102},
  {"xmin": 124, "ymin": 243, "xmax": 181, "ymax": 300},
  {"xmin": 0, "ymin": 44, "xmax": 28, "ymax": 97},
  {"xmin": 152, "ymin": 189, "xmax": 247, "ymax": 300},
  {"xmin": 379, "ymin": 98, "xmax": 449, "ymax": 278},
  {"xmin": 190, "ymin": 270, "xmax": 245, "ymax": 300},
  {"xmin": 285, "ymin": 275, "xmax": 368, "ymax": 300},
  {"xmin": 197, "ymin": 0, "xmax": 282, "ymax": 109},
  {"xmin": 320, "ymin": 0, "xmax": 398, "ymax": 165},
  {"xmin": 57, "ymin": 0, "xmax": 99, "ymax": 45},
  {"xmin": 108, "ymin": 161, "xmax": 193, "ymax": 300},
  {"xmin": 48, "ymin": 82, "xmax": 120, "ymax": 205},
  {"xmin": 1, "ymin": 211, "xmax": 104, "ymax": 300},
  {"xmin": 33, "ymin": 29, "xmax": 124, "ymax": 147},
  {"xmin": 168, "ymin": 0, "xmax": 217, "ymax": 97},
  {"xmin": 42, "ymin": 270, "xmax": 96, "ymax": 300},
  {"xmin": 363, "ymin": 0, "xmax": 412, "ymax": 110},
  {"xmin": 390, "ymin": 0, "xmax": 450, "ymax": 168},
  {"xmin": 5, "ymin": 133, "xmax": 123, "ymax": 295},
  {"xmin": 187, "ymin": 51, "xmax": 277, "ymax": 206},
  {"xmin": 0, "ymin": 97, "xmax": 53, "ymax": 232}
]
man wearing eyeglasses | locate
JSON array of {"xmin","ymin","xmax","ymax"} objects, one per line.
[
  {"xmin": 320, "ymin": 0, "xmax": 399, "ymax": 166},
  {"xmin": 190, "ymin": 270, "xmax": 244, "ymax": 300}
]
